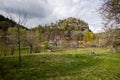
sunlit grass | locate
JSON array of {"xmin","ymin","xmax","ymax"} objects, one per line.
[{"xmin": 0, "ymin": 48, "xmax": 120, "ymax": 80}]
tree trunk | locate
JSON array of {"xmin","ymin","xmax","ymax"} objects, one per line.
[
  {"xmin": 17, "ymin": 26, "xmax": 21, "ymax": 68},
  {"xmin": 29, "ymin": 44, "xmax": 33, "ymax": 53},
  {"xmin": 10, "ymin": 47, "xmax": 15, "ymax": 55},
  {"xmin": 3, "ymin": 48, "xmax": 6, "ymax": 56},
  {"xmin": 113, "ymin": 46, "xmax": 117, "ymax": 53}
]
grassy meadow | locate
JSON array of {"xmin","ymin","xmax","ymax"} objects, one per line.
[{"xmin": 0, "ymin": 48, "xmax": 120, "ymax": 80}]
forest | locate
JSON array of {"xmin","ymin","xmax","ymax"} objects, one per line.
[{"xmin": 0, "ymin": 15, "xmax": 95, "ymax": 55}]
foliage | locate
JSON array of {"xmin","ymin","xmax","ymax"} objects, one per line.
[
  {"xmin": 0, "ymin": 28, "xmax": 9, "ymax": 56},
  {"xmin": 0, "ymin": 15, "xmax": 94, "ymax": 54},
  {"xmin": 83, "ymin": 29, "xmax": 94, "ymax": 42},
  {"xmin": 59, "ymin": 17, "xmax": 88, "ymax": 31},
  {"xmin": 89, "ymin": 32, "xmax": 94, "ymax": 42},
  {"xmin": 61, "ymin": 20, "xmax": 69, "ymax": 30},
  {"xmin": 43, "ymin": 41, "xmax": 49, "ymax": 49}
]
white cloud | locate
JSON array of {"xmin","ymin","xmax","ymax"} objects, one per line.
[{"xmin": 0, "ymin": 0, "xmax": 103, "ymax": 33}]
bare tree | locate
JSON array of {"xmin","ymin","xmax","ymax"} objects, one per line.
[
  {"xmin": 25, "ymin": 29, "xmax": 40, "ymax": 53},
  {"xmin": 6, "ymin": 9, "xmax": 28, "ymax": 67},
  {"xmin": 100, "ymin": 0, "xmax": 120, "ymax": 53},
  {"xmin": 7, "ymin": 27, "xmax": 18, "ymax": 55}
]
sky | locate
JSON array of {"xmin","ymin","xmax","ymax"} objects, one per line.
[{"xmin": 0, "ymin": 0, "xmax": 104, "ymax": 33}]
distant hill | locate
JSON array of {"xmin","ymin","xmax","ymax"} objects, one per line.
[
  {"xmin": 57, "ymin": 17, "xmax": 90, "ymax": 31},
  {"xmin": 43, "ymin": 17, "xmax": 93, "ymax": 41},
  {"xmin": 0, "ymin": 14, "xmax": 28, "ymax": 31}
]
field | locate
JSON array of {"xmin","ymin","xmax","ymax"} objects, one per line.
[{"xmin": 0, "ymin": 48, "xmax": 120, "ymax": 80}]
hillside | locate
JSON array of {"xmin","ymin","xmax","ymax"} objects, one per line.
[
  {"xmin": 57, "ymin": 17, "xmax": 89, "ymax": 31},
  {"xmin": 0, "ymin": 14, "xmax": 28, "ymax": 31},
  {"xmin": 43, "ymin": 17, "xmax": 93, "ymax": 42}
]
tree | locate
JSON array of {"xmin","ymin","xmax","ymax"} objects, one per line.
[
  {"xmin": 7, "ymin": 27, "xmax": 18, "ymax": 55},
  {"xmin": 0, "ymin": 21, "xmax": 10, "ymax": 31},
  {"xmin": 6, "ymin": 9, "xmax": 28, "ymax": 67},
  {"xmin": 0, "ymin": 30, "xmax": 8, "ymax": 56},
  {"xmin": 100, "ymin": 0, "xmax": 120, "ymax": 23},
  {"xmin": 7, "ymin": 27, "xmax": 27, "ymax": 55},
  {"xmin": 83, "ymin": 29, "xmax": 90, "ymax": 42},
  {"xmin": 100, "ymin": 0, "xmax": 120, "ymax": 53},
  {"xmin": 103, "ymin": 26, "xmax": 120, "ymax": 53},
  {"xmin": 25, "ymin": 29, "xmax": 40, "ymax": 53},
  {"xmin": 61, "ymin": 21, "xmax": 69, "ymax": 30},
  {"xmin": 0, "ymin": 21, "xmax": 10, "ymax": 56},
  {"xmin": 89, "ymin": 32, "xmax": 94, "ymax": 42},
  {"xmin": 83, "ymin": 29, "xmax": 94, "ymax": 42}
]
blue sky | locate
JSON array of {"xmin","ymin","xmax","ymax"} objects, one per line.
[{"xmin": 0, "ymin": 0, "xmax": 104, "ymax": 33}]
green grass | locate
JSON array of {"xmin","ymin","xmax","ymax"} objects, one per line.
[
  {"xmin": 0, "ymin": 48, "xmax": 120, "ymax": 80},
  {"xmin": 0, "ymin": 47, "xmax": 29, "ymax": 56}
]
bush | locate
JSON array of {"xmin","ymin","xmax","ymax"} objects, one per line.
[
  {"xmin": 44, "ymin": 41, "xmax": 49, "ymax": 49},
  {"xmin": 33, "ymin": 46, "xmax": 41, "ymax": 53}
]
